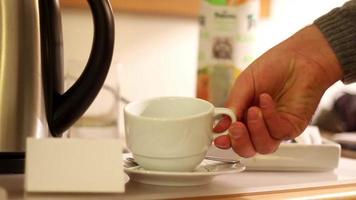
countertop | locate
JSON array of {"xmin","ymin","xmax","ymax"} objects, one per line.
[{"xmin": 1, "ymin": 157, "xmax": 356, "ymax": 200}]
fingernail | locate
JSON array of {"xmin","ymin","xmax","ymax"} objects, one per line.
[
  {"xmin": 248, "ymin": 108, "xmax": 262, "ymax": 121},
  {"xmin": 215, "ymin": 142, "xmax": 230, "ymax": 149},
  {"xmin": 214, "ymin": 136, "xmax": 231, "ymax": 149},
  {"xmin": 259, "ymin": 94, "xmax": 269, "ymax": 106}
]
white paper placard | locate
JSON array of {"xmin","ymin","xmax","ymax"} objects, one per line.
[{"xmin": 25, "ymin": 138, "xmax": 124, "ymax": 193}]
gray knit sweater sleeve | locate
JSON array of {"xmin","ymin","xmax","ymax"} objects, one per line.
[{"xmin": 314, "ymin": 0, "xmax": 356, "ymax": 84}]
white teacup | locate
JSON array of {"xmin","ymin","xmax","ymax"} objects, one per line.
[{"xmin": 124, "ymin": 96, "xmax": 236, "ymax": 171}]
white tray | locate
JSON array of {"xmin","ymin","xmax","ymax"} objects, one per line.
[{"xmin": 207, "ymin": 138, "xmax": 341, "ymax": 171}]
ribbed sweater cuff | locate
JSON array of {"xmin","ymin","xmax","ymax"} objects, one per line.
[{"xmin": 314, "ymin": 4, "xmax": 356, "ymax": 84}]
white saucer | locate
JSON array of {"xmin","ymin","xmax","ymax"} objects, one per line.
[{"xmin": 124, "ymin": 157, "xmax": 245, "ymax": 186}]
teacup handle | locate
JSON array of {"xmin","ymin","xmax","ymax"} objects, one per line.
[{"xmin": 213, "ymin": 108, "xmax": 237, "ymax": 139}]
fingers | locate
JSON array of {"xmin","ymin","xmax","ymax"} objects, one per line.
[
  {"xmin": 214, "ymin": 135, "xmax": 231, "ymax": 149},
  {"xmin": 221, "ymin": 107, "xmax": 281, "ymax": 157},
  {"xmin": 247, "ymin": 107, "xmax": 281, "ymax": 154},
  {"xmin": 214, "ymin": 93, "xmax": 283, "ymax": 157},
  {"xmin": 229, "ymin": 122, "xmax": 256, "ymax": 157},
  {"xmin": 213, "ymin": 121, "xmax": 257, "ymax": 157},
  {"xmin": 213, "ymin": 115, "xmax": 232, "ymax": 133},
  {"xmin": 259, "ymin": 93, "xmax": 296, "ymax": 140}
]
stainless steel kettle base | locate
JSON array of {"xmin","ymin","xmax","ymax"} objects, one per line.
[{"xmin": 0, "ymin": 152, "xmax": 25, "ymax": 174}]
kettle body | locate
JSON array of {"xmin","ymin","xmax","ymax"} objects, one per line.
[{"xmin": 0, "ymin": 0, "xmax": 114, "ymax": 154}]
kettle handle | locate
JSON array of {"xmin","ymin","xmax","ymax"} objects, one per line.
[{"xmin": 40, "ymin": 0, "xmax": 115, "ymax": 136}]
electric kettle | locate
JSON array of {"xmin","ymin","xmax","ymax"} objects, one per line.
[{"xmin": 0, "ymin": 0, "xmax": 114, "ymax": 173}]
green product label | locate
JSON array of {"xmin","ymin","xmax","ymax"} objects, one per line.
[{"xmin": 206, "ymin": 0, "xmax": 227, "ymax": 6}]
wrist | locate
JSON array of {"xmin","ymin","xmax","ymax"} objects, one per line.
[{"xmin": 314, "ymin": 3, "xmax": 356, "ymax": 84}]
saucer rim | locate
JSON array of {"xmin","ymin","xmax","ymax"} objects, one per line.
[{"xmin": 124, "ymin": 160, "xmax": 245, "ymax": 177}]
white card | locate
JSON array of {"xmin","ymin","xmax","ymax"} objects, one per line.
[{"xmin": 25, "ymin": 138, "xmax": 124, "ymax": 193}]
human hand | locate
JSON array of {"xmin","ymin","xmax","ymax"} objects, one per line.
[{"xmin": 213, "ymin": 25, "xmax": 343, "ymax": 157}]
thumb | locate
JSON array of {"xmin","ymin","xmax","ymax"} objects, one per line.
[{"xmin": 226, "ymin": 69, "xmax": 255, "ymax": 120}]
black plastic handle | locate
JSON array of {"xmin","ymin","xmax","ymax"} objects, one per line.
[{"xmin": 39, "ymin": 0, "xmax": 115, "ymax": 136}]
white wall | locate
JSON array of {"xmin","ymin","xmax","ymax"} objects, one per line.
[
  {"xmin": 62, "ymin": 9, "xmax": 199, "ymax": 102},
  {"xmin": 256, "ymin": 0, "xmax": 349, "ymax": 54}
]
